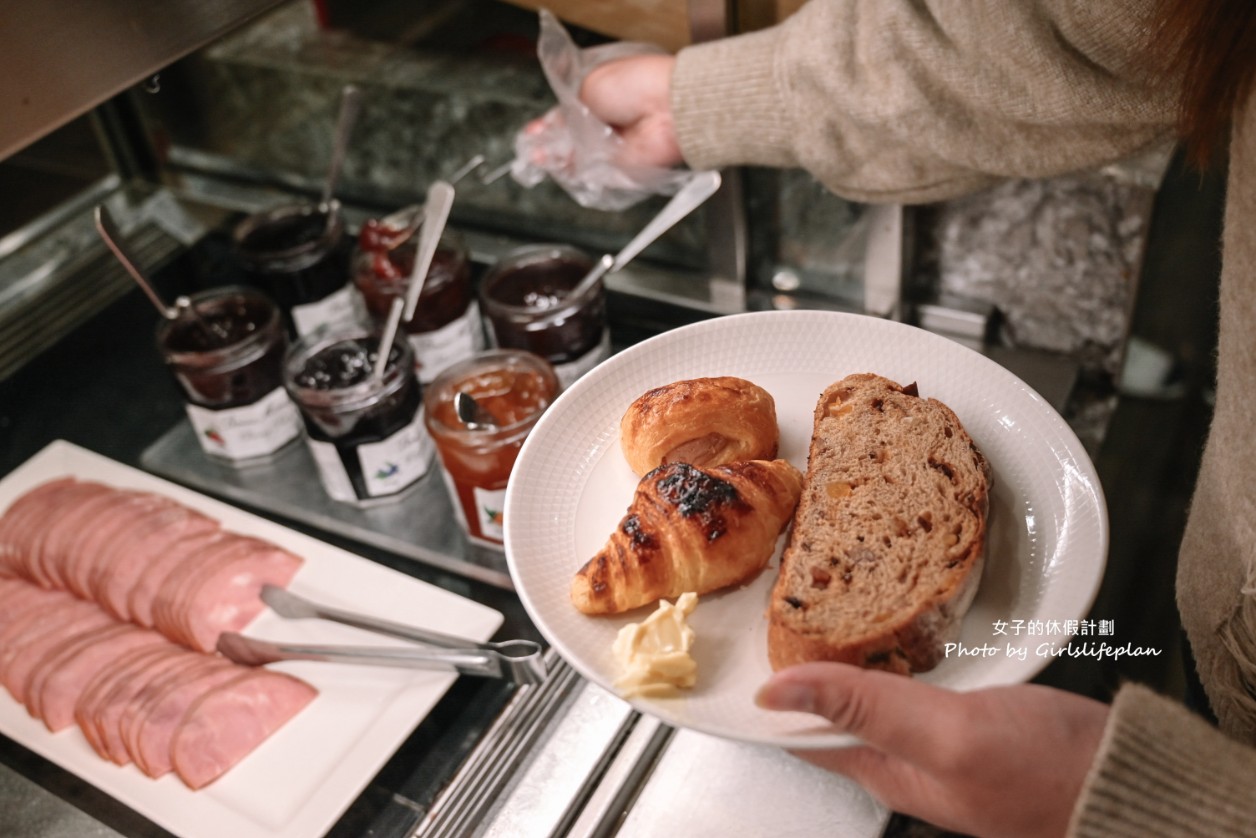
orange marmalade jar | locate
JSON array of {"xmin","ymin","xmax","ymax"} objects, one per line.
[{"xmin": 423, "ymin": 350, "xmax": 559, "ymax": 547}]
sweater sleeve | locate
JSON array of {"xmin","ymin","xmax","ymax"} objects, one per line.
[
  {"xmin": 1068, "ymin": 684, "xmax": 1256, "ymax": 837},
  {"xmin": 670, "ymin": 0, "xmax": 1176, "ymax": 204}
]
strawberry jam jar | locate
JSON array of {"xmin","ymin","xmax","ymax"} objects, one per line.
[
  {"xmin": 423, "ymin": 350, "xmax": 558, "ymax": 547},
  {"xmin": 353, "ymin": 218, "xmax": 483, "ymax": 384},
  {"xmin": 156, "ymin": 286, "xmax": 302, "ymax": 464}
]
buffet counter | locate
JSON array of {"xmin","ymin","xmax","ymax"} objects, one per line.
[{"xmin": 0, "ymin": 205, "xmax": 908, "ymax": 838}]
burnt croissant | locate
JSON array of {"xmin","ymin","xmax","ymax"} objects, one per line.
[
  {"xmin": 619, "ymin": 377, "xmax": 780, "ymax": 476},
  {"xmin": 571, "ymin": 459, "xmax": 804, "ymax": 615}
]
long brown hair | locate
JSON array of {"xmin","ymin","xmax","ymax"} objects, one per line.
[{"xmin": 1155, "ymin": 0, "xmax": 1256, "ymax": 165}]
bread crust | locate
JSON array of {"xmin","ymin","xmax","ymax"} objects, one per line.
[
  {"xmin": 619, "ymin": 377, "xmax": 779, "ymax": 477},
  {"xmin": 767, "ymin": 373, "xmax": 991, "ymax": 675}
]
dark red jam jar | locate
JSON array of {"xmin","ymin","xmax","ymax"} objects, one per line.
[
  {"xmin": 155, "ymin": 286, "xmax": 301, "ymax": 463},
  {"xmin": 284, "ymin": 327, "xmax": 434, "ymax": 505},
  {"xmin": 352, "ymin": 217, "xmax": 483, "ymax": 384},
  {"xmin": 233, "ymin": 202, "xmax": 357, "ymax": 339},
  {"xmin": 479, "ymin": 244, "xmax": 609, "ymax": 389}
]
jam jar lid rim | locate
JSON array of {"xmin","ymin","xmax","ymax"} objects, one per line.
[
  {"xmin": 284, "ymin": 331, "xmax": 415, "ymax": 409},
  {"xmin": 480, "ymin": 246, "xmax": 601, "ymax": 316},
  {"xmin": 233, "ymin": 201, "xmax": 345, "ymax": 266},
  {"xmin": 155, "ymin": 285, "xmax": 280, "ymax": 368},
  {"xmin": 423, "ymin": 350, "xmax": 559, "ymax": 438}
]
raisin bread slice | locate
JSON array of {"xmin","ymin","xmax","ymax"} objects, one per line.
[{"xmin": 767, "ymin": 373, "xmax": 991, "ymax": 675}]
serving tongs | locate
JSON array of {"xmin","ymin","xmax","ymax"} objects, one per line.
[{"xmin": 216, "ymin": 585, "xmax": 546, "ymax": 685}]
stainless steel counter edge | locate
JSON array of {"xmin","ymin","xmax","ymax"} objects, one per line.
[{"xmin": 414, "ymin": 652, "xmax": 890, "ymax": 838}]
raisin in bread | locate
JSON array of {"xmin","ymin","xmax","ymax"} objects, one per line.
[{"xmin": 767, "ymin": 373, "xmax": 991, "ymax": 674}]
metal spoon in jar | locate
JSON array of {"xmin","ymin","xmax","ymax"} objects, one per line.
[
  {"xmin": 566, "ymin": 169, "xmax": 723, "ymax": 302},
  {"xmin": 94, "ymin": 204, "xmax": 226, "ymax": 344},
  {"xmin": 379, "ymin": 154, "xmax": 485, "ymax": 249},
  {"xmin": 455, "ymin": 391, "xmax": 497, "ymax": 430},
  {"xmin": 372, "ymin": 179, "xmax": 457, "ymax": 380},
  {"xmin": 319, "ymin": 84, "xmax": 363, "ymax": 226}
]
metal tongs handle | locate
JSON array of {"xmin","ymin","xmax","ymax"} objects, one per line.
[
  {"xmin": 216, "ymin": 633, "xmax": 542, "ymax": 683},
  {"xmin": 262, "ymin": 585, "xmax": 487, "ymax": 650},
  {"xmin": 230, "ymin": 585, "xmax": 547, "ymax": 685}
]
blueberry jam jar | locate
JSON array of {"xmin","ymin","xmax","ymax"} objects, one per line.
[
  {"xmin": 284, "ymin": 327, "xmax": 434, "ymax": 505},
  {"xmin": 156, "ymin": 286, "xmax": 302, "ymax": 463},
  {"xmin": 233, "ymin": 202, "xmax": 356, "ymax": 339}
]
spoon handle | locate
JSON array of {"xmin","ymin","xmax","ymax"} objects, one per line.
[
  {"xmin": 611, "ymin": 170, "xmax": 722, "ymax": 273},
  {"xmin": 322, "ymin": 85, "xmax": 363, "ymax": 207},
  {"xmin": 402, "ymin": 180, "xmax": 456, "ymax": 321},
  {"xmin": 94, "ymin": 205, "xmax": 177, "ymax": 319}
]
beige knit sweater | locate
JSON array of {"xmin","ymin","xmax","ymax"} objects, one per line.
[{"xmin": 671, "ymin": 1, "xmax": 1256, "ymax": 834}]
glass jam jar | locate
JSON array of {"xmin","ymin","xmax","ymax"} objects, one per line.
[
  {"xmin": 353, "ymin": 218, "xmax": 484, "ymax": 384},
  {"xmin": 233, "ymin": 202, "xmax": 357, "ymax": 339},
  {"xmin": 156, "ymin": 286, "xmax": 302, "ymax": 463},
  {"xmin": 479, "ymin": 244, "xmax": 610, "ymax": 389},
  {"xmin": 284, "ymin": 328, "xmax": 434, "ymax": 505},
  {"xmin": 423, "ymin": 350, "xmax": 559, "ymax": 547}
]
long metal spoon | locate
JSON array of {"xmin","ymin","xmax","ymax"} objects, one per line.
[
  {"xmin": 320, "ymin": 84, "xmax": 363, "ymax": 218},
  {"xmin": 94, "ymin": 205, "xmax": 223, "ymax": 342},
  {"xmin": 95, "ymin": 205, "xmax": 185, "ymax": 319},
  {"xmin": 373, "ymin": 180, "xmax": 456, "ymax": 380},
  {"xmin": 566, "ymin": 169, "xmax": 723, "ymax": 302},
  {"xmin": 380, "ymin": 154, "xmax": 485, "ymax": 249}
]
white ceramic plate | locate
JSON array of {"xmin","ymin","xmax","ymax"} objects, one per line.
[
  {"xmin": 505, "ymin": 310, "xmax": 1108, "ymax": 749},
  {"xmin": 0, "ymin": 440, "xmax": 504, "ymax": 838}
]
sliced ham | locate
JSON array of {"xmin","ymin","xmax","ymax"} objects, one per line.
[
  {"xmin": 37, "ymin": 486, "xmax": 120, "ymax": 592},
  {"xmin": 127, "ymin": 529, "xmax": 233, "ymax": 629},
  {"xmin": 0, "ymin": 480, "xmax": 316, "ymax": 789},
  {"xmin": 150, "ymin": 533, "xmax": 257, "ymax": 647},
  {"xmin": 93, "ymin": 505, "xmax": 219, "ymax": 622},
  {"xmin": 0, "ymin": 477, "xmax": 75, "ymax": 575},
  {"xmin": 129, "ymin": 660, "xmax": 243, "ymax": 778},
  {"xmin": 32, "ymin": 626, "xmax": 168, "ymax": 732},
  {"xmin": 179, "ymin": 540, "xmax": 303, "ymax": 653},
  {"xmin": 61, "ymin": 491, "xmax": 164, "ymax": 600},
  {"xmin": 2, "ymin": 606, "xmax": 115, "ymax": 705},
  {"xmin": 76, "ymin": 644, "xmax": 182, "ymax": 762},
  {"xmin": 0, "ymin": 580, "xmax": 67, "ymax": 632},
  {"xmin": 171, "ymin": 670, "xmax": 318, "ymax": 789},
  {"xmin": 25, "ymin": 482, "xmax": 113, "ymax": 588},
  {"xmin": 84, "ymin": 646, "xmax": 198, "ymax": 765},
  {"xmin": 116, "ymin": 653, "xmax": 217, "ymax": 768}
]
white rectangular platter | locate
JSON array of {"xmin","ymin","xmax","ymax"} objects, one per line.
[{"xmin": 0, "ymin": 440, "xmax": 504, "ymax": 838}]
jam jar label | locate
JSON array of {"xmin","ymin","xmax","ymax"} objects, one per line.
[
  {"xmin": 185, "ymin": 387, "xmax": 301, "ymax": 461},
  {"xmin": 553, "ymin": 331, "xmax": 611, "ymax": 389},
  {"xmin": 307, "ymin": 407, "xmax": 435, "ymax": 503},
  {"xmin": 291, "ymin": 284, "xmax": 360, "ymax": 338},
  {"xmin": 409, "ymin": 301, "xmax": 485, "ymax": 384},
  {"xmin": 471, "ymin": 485, "xmax": 507, "ymax": 543}
]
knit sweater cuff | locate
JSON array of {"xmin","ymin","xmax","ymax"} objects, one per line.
[
  {"xmin": 1069, "ymin": 683, "xmax": 1256, "ymax": 837},
  {"xmin": 671, "ymin": 26, "xmax": 799, "ymax": 171}
]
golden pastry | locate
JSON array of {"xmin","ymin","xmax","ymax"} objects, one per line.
[{"xmin": 619, "ymin": 377, "xmax": 779, "ymax": 476}]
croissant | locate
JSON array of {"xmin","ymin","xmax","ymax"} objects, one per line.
[
  {"xmin": 571, "ymin": 459, "xmax": 804, "ymax": 615},
  {"xmin": 619, "ymin": 377, "xmax": 779, "ymax": 476}
]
